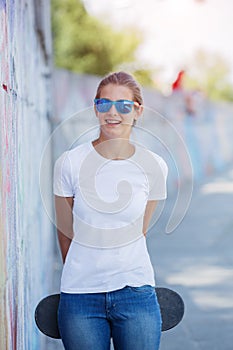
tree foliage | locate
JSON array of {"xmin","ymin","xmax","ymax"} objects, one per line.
[
  {"xmin": 51, "ymin": 0, "xmax": 147, "ymax": 78},
  {"xmin": 184, "ymin": 50, "xmax": 233, "ymax": 102}
]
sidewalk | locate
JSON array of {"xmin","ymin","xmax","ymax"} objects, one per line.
[
  {"xmin": 148, "ymin": 164, "xmax": 233, "ymax": 350},
  {"xmin": 45, "ymin": 165, "xmax": 233, "ymax": 350}
]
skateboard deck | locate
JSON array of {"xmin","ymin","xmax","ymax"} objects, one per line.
[{"xmin": 35, "ymin": 287, "xmax": 184, "ymax": 338}]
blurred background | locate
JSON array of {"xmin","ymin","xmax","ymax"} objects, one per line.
[{"xmin": 0, "ymin": 0, "xmax": 233, "ymax": 349}]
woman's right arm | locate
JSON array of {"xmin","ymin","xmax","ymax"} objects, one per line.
[{"xmin": 54, "ymin": 195, "xmax": 74, "ymax": 263}]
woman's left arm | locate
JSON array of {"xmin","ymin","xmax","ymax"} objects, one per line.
[{"xmin": 143, "ymin": 200, "xmax": 158, "ymax": 236}]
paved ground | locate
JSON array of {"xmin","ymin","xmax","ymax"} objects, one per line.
[
  {"xmin": 45, "ymin": 165, "xmax": 233, "ymax": 350},
  {"xmin": 150, "ymin": 164, "xmax": 233, "ymax": 350}
]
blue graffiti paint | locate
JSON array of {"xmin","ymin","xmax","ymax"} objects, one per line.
[
  {"xmin": 0, "ymin": 0, "xmax": 6, "ymax": 11},
  {"xmin": 9, "ymin": 0, "xmax": 15, "ymax": 42}
]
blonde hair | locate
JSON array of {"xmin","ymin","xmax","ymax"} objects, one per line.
[{"xmin": 95, "ymin": 71, "xmax": 143, "ymax": 105}]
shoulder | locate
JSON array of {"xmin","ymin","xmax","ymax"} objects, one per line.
[
  {"xmin": 55, "ymin": 142, "xmax": 91, "ymax": 164},
  {"xmin": 54, "ymin": 142, "xmax": 92, "ymax": 177},
  {"xmin": 147, "ymin": 150, "xmax": 168, "ymax": 175},
  {"xmin": 135, "ymin": 145, "xmax": 168, "ymax": 176},
  {"xmin": 66, "ymin": 141, "xmax": 91, "ymax": 160}
]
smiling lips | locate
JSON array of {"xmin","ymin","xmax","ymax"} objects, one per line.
[{"xmin": 105, "ymin": 119, "xmax": 121, "ymax": 125}]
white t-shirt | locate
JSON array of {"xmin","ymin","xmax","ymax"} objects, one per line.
[{"xmin": 53, "ymin": 141, "xmax": 168, "ymax": 293}]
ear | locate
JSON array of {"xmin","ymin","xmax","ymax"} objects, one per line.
[
  {"xmin": 94, "ymin": 105, "xmax": 99, "ymax": 118},
  {"xmin": 134, "ymin": 104, "xmax": 143, "ymax": 121}
]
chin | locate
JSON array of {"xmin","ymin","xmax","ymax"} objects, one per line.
[
  {"xmin": 101, "ymin": 125, "xmax": 131, "ymax": 138},
  {"xmin": 101, "ymin": 125, "xmax": 131, "ymax": 140}
]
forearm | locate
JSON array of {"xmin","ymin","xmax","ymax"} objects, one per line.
[
  {"xmin": 55, "ymin": 195, "xmax": 74, "ymax": 263},
  {"xmin": 57, "ymin": 230, "xmax": 72, "ymax": 263},
  {"xmin": 143, "ymin": 200, "xmax": 158, "ymax": 236}
]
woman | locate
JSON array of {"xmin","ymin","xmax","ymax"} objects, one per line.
[{"xmin": 53, "ymin": 71, "xmax": 168, "ymax": 349}]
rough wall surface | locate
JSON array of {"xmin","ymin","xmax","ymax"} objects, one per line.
[{"xmin": 0, "ymin": 1, "xmax": 54, "ymax": 349}]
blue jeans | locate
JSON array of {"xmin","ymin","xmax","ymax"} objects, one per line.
[{"xmin": 58, "ymin": 285, "xmax": 162, "ymax": 350}]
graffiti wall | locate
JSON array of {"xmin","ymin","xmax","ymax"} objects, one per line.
[{"xmin": 0, "ymin": 1, "xmax": 54, "ymax": 349}]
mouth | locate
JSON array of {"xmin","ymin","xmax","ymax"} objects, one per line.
[{"xmin": 105, "ymin": 119, "xmax": 122, "ymax": 125}]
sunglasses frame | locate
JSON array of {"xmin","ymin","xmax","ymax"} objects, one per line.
[{"xmin": 94, "ymin": 98, "xmax": 139, "ymax": 114}]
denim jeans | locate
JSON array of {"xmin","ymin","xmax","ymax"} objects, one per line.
[{"xmin": 58, "ymin": 285, "xmax": 162, "ymax": 350}]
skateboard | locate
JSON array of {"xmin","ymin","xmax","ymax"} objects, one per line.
[{"xmin": 35, "ymin": 287, "xmax": 184, "ymax": 338}]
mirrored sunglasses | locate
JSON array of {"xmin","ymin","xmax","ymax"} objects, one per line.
[{"xmin": 94, "ymin": 98, "xmax": 139, "ymax": 114}]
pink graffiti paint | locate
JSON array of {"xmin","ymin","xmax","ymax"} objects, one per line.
[
  {"xmin": 6, "ymin": 166, "xmax": 11, "ymax": 193},
  {"xmin": 2, "ymin": 83, "xmax": 8, "ymax": 92}
]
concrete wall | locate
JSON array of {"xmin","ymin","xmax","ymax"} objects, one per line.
[{"xmin": 0, "ymin": 1, "xmax": 54, "ymax": 349}]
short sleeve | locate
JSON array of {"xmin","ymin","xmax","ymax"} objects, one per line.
[
  {"xmin": 53, "ymin": 152, "xmax": 74, "ymax": 197},
  {"xmin": 148, "ymin": 156, "xmax": 168, "ymax": 200}
]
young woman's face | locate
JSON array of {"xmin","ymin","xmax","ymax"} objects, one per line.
[{"xmin": 95, "ymin": 84, "xmax": 142, "ymax": 141}]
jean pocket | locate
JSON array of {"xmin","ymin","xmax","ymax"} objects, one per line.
[{"xmin": 127, "ymin": 285, "xmax": 155, "ymax": 293}]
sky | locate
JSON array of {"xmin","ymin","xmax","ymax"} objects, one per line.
[{"xmin": 83, "ymin": 0, "xmax": 233, "ymax": 87}]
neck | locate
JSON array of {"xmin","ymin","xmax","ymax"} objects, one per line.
[{"xmin": 92, "ymin": 137, "xmax": 135, "ymax": 160}]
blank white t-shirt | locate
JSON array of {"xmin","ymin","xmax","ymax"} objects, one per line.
[{"xmin": 53, "ymin": 141, "xmax": 168, "ymax": 293}]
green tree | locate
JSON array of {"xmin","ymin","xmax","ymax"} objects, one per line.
[
  {"xmin": 184, "ymin": 50, "xmax": 233, "ymax": 102},
  {"xmin": 51, "ymin": 0, "xmax": 144, "ymax": 77}
]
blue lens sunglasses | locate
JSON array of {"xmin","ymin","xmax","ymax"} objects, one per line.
[{"xmin": 94, "ymin": 98, "xmax": 139, "ymax": 114}]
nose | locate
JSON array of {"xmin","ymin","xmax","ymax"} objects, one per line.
[{"xmin": 108, "ymin": 103, "xmax": 118, "ymax": 115}]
